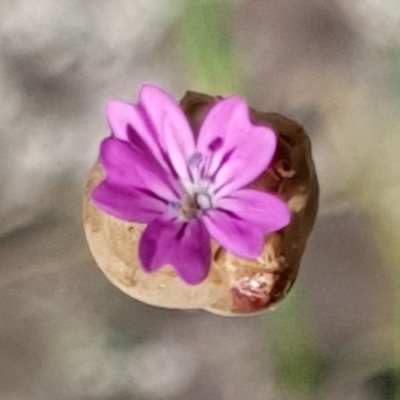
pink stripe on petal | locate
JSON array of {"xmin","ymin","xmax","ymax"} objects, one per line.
[
  {"xmin": 216, "ymin": 189, "xmax": 291, "ymax": 232},
  {"xmin": 100, "ymin": 138, "xmax": 179, "ymax": 202},
  {"xmin": 139, "ymin": 85, "xmax": 195, "ymax": 183},
  {"xmin": 139, "ymin": 217, "xmax": 211, "ymax": 285},
  {"xmin": 197, "ymin": 97, "xmax": 248, "ymax": 175},
  {"xmin": 106, "ymin": 100, "xmax": 168, "ymax": 168},
  {"xmin": 91, "ymin": 181, "xmax": 166, "ymax": 223},
  {"xmin": 106, "ymin": 100, "xmax": 143, "ymax": 142},
  {"xmin": 203, "ymin": 210, "xmax": 266, "ymax": 259},
  {"xmin": 213, "ymin": 125, "xmax": 276, "ymax": 197},
  {"xmin": 197, "ymin": 97, "xmax": 277, "ymax": 197}
]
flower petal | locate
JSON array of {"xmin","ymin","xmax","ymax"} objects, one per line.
[
  {"xmin": 197, "ymin": 97, "xmax": 277, "ymax": 197},
  {"xmin": 91, "ymin": 181, "xmax": 166, "ymax": 223},
  {"xmin": 203, "ymin": 209, "xmax": 266, "ymax": 259},
  {"xmin": 139, "ymin": 84, "xmax": 196, "ymax": 184},
  {"xmin": 216, "ymin": 189, "xmax": 291, "ymax": 232},
  {"xmin": 106, "ymin": 100, "xmax": 169, "ymax": 166},
  {"xmin": 100, "ymin": 138, "xmax": 179, "ymax": 202},
  {"xmin": 139, "ymin": 217, "xmax": 211, "ymax": 285},
  {"xmin": 106, "ymin": 100, "xmax": 143, "ymax": 142}
]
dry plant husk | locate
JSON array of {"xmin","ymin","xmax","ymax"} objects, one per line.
[{"xmin": 83, "ymin": 91, "xmax": 319, "ymax": 316}]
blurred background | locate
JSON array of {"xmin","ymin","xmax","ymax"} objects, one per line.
[{"xmin": 1, "ymin": 0, "xmax": 399, "ymax": 399}]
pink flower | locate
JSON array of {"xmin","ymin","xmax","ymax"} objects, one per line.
[{"xmin": 91, "ymin": 85, "xmax": 290, "ymax": 285}]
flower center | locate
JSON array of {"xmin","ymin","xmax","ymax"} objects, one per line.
[
  {"xmin": 170, "ymin": 190, "xmax": 213, "ymax": 222},
  {"xmin": 167, "ymin": 151, "xmax": 216, "ymax": 221}
]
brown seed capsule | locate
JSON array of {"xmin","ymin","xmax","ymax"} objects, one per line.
[{"xmin": 83, "ymin": 91, "xmax": 319, "ymax": 316}]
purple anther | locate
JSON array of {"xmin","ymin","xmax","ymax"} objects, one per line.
[
  {"xmin": 208, "ymin": 137, "xmax": 223, "ymax": 152},
  {"xmin": 187, "ymin": 152, "xmax": 203, "ymax": 167}
]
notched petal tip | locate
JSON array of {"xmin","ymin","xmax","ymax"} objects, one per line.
[
  {"xmin": 139, "ymin": 82, "xmax": 161, "ymax": 94},
  {"xmin": 139, "ymin": 83, "xmax": 176, "ymax": 107},
  {"xmin": 105, "ymin": 99, "xmax": 141, "ymax": 142},
  {"xmin": 199, "ymin": 96, "xmax": 248, "ymax": 137},
  {"xmin": 105, "ymin": 98, "xmax": 128, "ymax": 119},
  {"xmin": 139, "ymin": 83, "xmax": 196, "ymax": 183},
  {"xmin": 105, "ymin": 98, "xmax": 127, "ymax": 117},
  {"xmin": 138, "ymin": 218, "xmax": 211, "ymax": 286}
]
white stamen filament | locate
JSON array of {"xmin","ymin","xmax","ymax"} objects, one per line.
[{"xmin": 196, "ymin": 193, "xmax": 212, "ymax": 210}]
